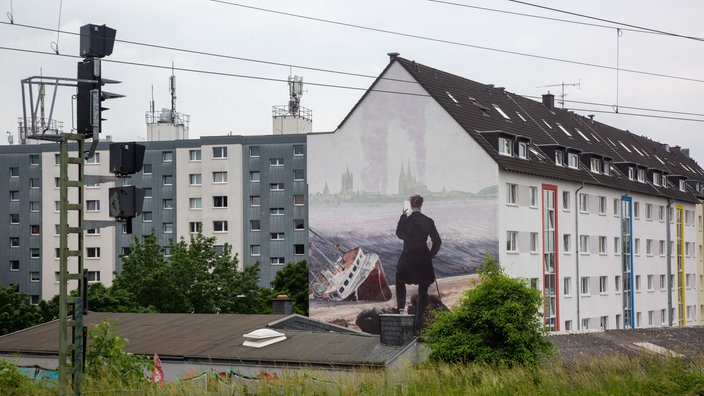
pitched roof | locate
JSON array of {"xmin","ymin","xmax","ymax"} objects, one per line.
[
  {"xmin": 360, "ymin": 56, "xmax": 704, "ymax": 202},
  {"xmin": 0, "ymin": 312, "xmax": 410, "ymax": 368}
]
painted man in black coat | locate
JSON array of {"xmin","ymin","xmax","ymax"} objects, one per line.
[{"xmin": 395, "ymin": 194, "xmax": 441, "ymax": 331}]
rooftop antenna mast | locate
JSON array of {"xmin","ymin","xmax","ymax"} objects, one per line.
[
  {"xmin": 170, "ymin": 62, "xmax": 177, "ymax": 120},
  {"xmin": 288, "ymin": 75, "xmax": 304, "ymax": 116},
  {"xmin": 537, "ymin": 80, "xmax": 581, "ymax": 108},
  {"xmin": 149, "ymin": 85, "xmax": 155, "ymax": 123}
]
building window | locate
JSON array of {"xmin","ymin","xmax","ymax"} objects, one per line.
[
  {"xmin": 270, "ymin": 208, "xmax": 284, "ymax": 216},
  {"xmin": 30, "ymin": 225, "xmax": 40, "ymax": 235},
  {"xmin": 162, "ymin": 151, "xmax": 173, "ymax": 162},
  {"xmin": 646, "ymin": 239, "xmax": 653, "ymax": 256},
  {"xmin": 10, "ymin": 190, "xmax": 19, "ymax": 201},
  {"xmin": 293, "ymin": 169, "xmax": 305, "ymax": 181},
  {"xmin": 144, "ymin": 188, "xmax": 152, "ymax": 198},
  {"xmin": 600, "ymin": 316, "xmax": 608, "ymax": 330},
  {"xmin": 562, "ymin": 191, "xmax": 570, "ymax": 210},
  {"xmin": 250, "ymin": 171, "xmax": 261, "ymax": 182},
  {"xmin": 250, "ymin": 196, "xmax": 261, "ymax": 207},
  {"xmin": 564, "ymin": 277, "xmax": 572, "ymax": 296},
  {"xmin": 10, "ymin": 237, "xmax": 19, "ymax": 247},
  {"xmin": 293, "ymin": 194, "xmax": 305, "ymax": 206},
  {"xmin": 603, "ymin": 160, "xmax": 611, "ymax": 175},
  {"xmin": 212, "ymin": 171, "xmax": 228, "ymax": 183},
  {"xmin": 579, "ymin": 235, "xmax": 589, "ymax": 254},
  {"xmin": 679, "ymin": 179, "xmax": 686, "ymax": 192},
  {"xmin": 529, "ymin": 232, "xmax": 539, "ymax": 253},
  {"xmin": 54, "ymin": 153, "xmax": 61, "ymax": 164},
  {"xmin": 635, "ymin": 275, "xmax": 641, "ymax": 292},
  {"xmin": 86, "ymin": 200, "xmax": 100, "ymax": 212},
  {"xmin": 163, "ymin": 199, "xmax": 173, "ymax": 209},
  {"xmin": 598, "ymin": 236, "xmax": 607, "ymax": 254},
  {"xmin": 293, "ymin": 145, "xmax": 305, "ymax": 156},
  {"xmin": 498, "ymin": 137, "xmax": 512, "ymax": 156},
  {"xmin": 250, "ymin": 220, "xmax": 261, "ymax": 231},
  {"xmin": 87, "ymin": 247, "xmax": 100, "ymax": 258},
  {"xmin": 647, "ymin": 275, "xmax": 654, "ymax": 291},
  {"xmin": 567, "ymin": 153, "xmax": 578, "ymax": 169},
  {"xmin": 270, "ymin": 183, "xmax": 284, "ymax": 192},
  {"xmin": 10, "ymin": 260, "xmax": 19, "ymax": 271},
  {"xmin": 637, "ymin": 169, "xmax": 645, "ymax": 183},
  {"xmin": 189, "ymin": 149, "xmax": 202, "ymax": 161},
  {"xmin": 506, "ymin": 183, "xmax": 517, "ymax": 205},
  {"xmin": 563, "ymin": 234, "xmax": 571, "ymax": 252},
  {"xmin": 294, "ymin": 244, "xmax": 305, "ymax": 255},
  {"xmin": 659, "ymin": 240, "xmax": 665, "ymax": 256},
  {"xmin": 10, "ymin": 214, "xmax": 19, "ymax": 224},
  {"xmin": 213, "ymin": 220, "xmax": 228, "ymax": 232},
  {"xmin": 143, "ymin": 211, "xmax": 152, "ymax": 222},
  {"xmin": 213, "ymin": 196, "xmax": 228, "ymax": 208},
  {"xmin": 633, "ymin": 202, "xmax": 640, "ymax": 218},
  {"xmin": 270, "ymin": 232, "xmax": 285, "ymax": 240},
  {"xmin": 142, "ymin": 164, "xmax": 152, "ymax": 174},
  {"xmin": 271, "ymin": 257, "xmax": 286, "ymax": 265},
  {"xmin": 269, "ymin": 158, "xmax": 284, "ymax": 167},
  {"xmin": 29, "ymin": 155, "xmax": 39, "ymax": 165},
  {"xmin": 529, "ymin": 187, "xmax": 538, "ymax": 207},
  {"xmin": 294, "ymin": 219, "xmax": 305, "ymax": 230},
  {"xmin": 579, "ymin": 193, "xmax": 588, "ymax": 212},
  {"xmin": 628, "ymin": 167, "xmax": 635, "ymax": 180},
  {"xmin": 564, "ymin": 320, "xmax": 572, "ymax": 331},
  {"xmin": 29, "ymin": 201, "xmax": 40, "ymax": 212},
  {"xmin": 599, "ymin": 276, "xmax": 608, "ymax": 294},
  {"xmin": 86, "ymin": 271, "xmax": 101, "ymax": 282},
  {"xmin": 163, "ymin": 223, "xmax": 174, "ymax": 234},
  {"xmin": 30, "ymin": 272, "xmax": 40, "ymax": 282},
  {"xmin": 29, "ymin": 178, "xmax": 40, "ymax": 188},
  {"xmin": 598, "ymin": 196, "xmax": 606, "ymax": 214},
  {"xmin": 555, "ymin": 151, "xmax": 564, "ymax": 166},
  {"xmin": 506, "ymin": 231, "xmax": 517, "ymax": 252},
  {"xmin": 189, "ymin": 197, "xmax": 202, "ymax": 209},
  {"xmin": 163, "ymin": 175, "xmax": 173, "ymax": 186},
  {"xmin": 250, "ymin": 245, "xmax": 261, "ymax": 256},
  {"xmin": 518, "ymin": 142, "xmax": 527, "ymax": 159},
  {"xmin": 613, "ymin": 198, "xmax": 620, "ymax": 216},
  {"xmin": 189, "ymin": 173, "xmax": 202, "ymax": 185},
  {"xmin": 189, "ymin": 222, "xmax": 202, "ymax": 233},
  {"xmin": 213, "ymin": 146, "xmax": 227, "ymax": 158},
  {"xmin": 581, "ymin": 277, "xmax": 590, "ymax": 295},
  {"xmin": 634, "ymin": 238, "xmax": 641, "ymax": 255},
  {"xmin": 249, "ymin": 146, "xmax": 260, "ymax": 157},
  {"xmin": 590, "ymin": 158, "xmax": 600, "ymax": 173}
]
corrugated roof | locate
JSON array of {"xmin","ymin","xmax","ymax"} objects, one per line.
[{"xmin": 0, "ymin": 312, "xmax": 408, "ymax": 368}]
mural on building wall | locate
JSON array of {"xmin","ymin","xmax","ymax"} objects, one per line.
[{"xmin": 308, "ymin": 88, "xmax": 499, "ymax": 328}]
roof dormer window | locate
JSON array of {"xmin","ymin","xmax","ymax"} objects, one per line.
[
  {"xmin": 518, "ymin": 142, "xmax": 527, "ymax": 159},
  {"xmin": 637, "ymin": 169, "xmax": 645, "ymax": 183},
  {"xmin": 498, "ymin": 137, "xmax": 512, "ymax": 156},
  {"xmin": 567, "ymin": 153, "xmax": 579, "ymax": 169},
  {"xmin": 555, "ymin": 151, "xmax": 564, "ymax": 166},
  {"xmin": 590, "ymin": 158, "xmax": 600, "ymax": 173},
  {"xmin": 679, "ymin": 179, "xmax": 686, "ymax": 192},
  {"xmin": 603, "ymin": 160, "xmax": 611, "ymax": 176},
  {"xmin": 628, "ymin": 167, "xmax": 635, "ymax": 180},
  {"xmin": 653, "ymin": 173, "xmax": 661, "ymax": 186}
]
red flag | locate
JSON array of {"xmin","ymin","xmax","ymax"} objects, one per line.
[{"xmin": 151, "ymin": 353, "xmax": 164, "ymax": 384}]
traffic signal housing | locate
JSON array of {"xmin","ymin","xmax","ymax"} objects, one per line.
[
  {"xmin": 110, "ymin": 142, "xmax": 145, "ymax": 176},
  {"xmin": 108, "ymin": 186, "xmax": 145, "ymax": 220}
]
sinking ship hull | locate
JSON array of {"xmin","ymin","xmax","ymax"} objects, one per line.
[{"xmin": 310, "ymin": 247, "xmax": 392, "ymax": 302}]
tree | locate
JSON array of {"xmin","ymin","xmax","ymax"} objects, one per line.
[
  {"xmin": 271, "ymin": 260, "xmax": 309, "ymax": 316},
  {"xmin": 0, "ymin": 284, "xmax": 42, "ymax": 336},
  {"xmin": 85, "ymin": 283, "xmax": 154, "ymax": 313},
  {"xmin": 423, "ymin": 254, "xmax": 552, "ymax": 366},
  {"xmin": 85, "ymin": 319, "xmax": 150, "ymax": 385}
]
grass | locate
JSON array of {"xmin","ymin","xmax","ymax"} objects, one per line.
[{"xmin": 6, "ymin": 354, "xmax": 704, "ymax": 395}]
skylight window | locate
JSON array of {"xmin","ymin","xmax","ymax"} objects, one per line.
[
  {"xmin": 529, "ymin": 147, "xmax": 545, "ymax": 160},
  {"xmin": 607, "ymin": 138, "xmax": 616, "ymax": 146},
  {"xmin": 631, "ymin": 145, "xmax": 644, "ymax": 156},
  {"xmin": 654, "ymin": 155, "xmax": 665, "ymax": 165},
  {"xmin": 515, "ymin": 112, "xmax": 527, "ymax": 122},
  {"xmin": 556, "ymin": 123, "xmax": 572, "ymax": 136},
  {"xmin": 542, "ymin": 119, "xmax": 553, "ymax": 130},
  {"xmin": 492, "ymin": 104, "xmax": 511, "ymax": 120},
  {"xmin": 445, "ymin": 91, "xmax": 459, "ymax": 104},
  {"xmin": 618, "ymin": 141, "xmax": 632, "ymax": 153},
  {"xmin": 575, "ymin": 128, "xmax": 590, "ymax": 141},
  {"xmin": 590, "ymin": 133, "xmax": 600, "ymax": 142}
]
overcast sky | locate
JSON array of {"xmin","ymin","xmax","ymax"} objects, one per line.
[{"xmin": 2, "ymin": 0, "xmax": 703, "ymax": 163}]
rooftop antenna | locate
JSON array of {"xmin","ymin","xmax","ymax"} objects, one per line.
[
  {"xmin": 149, "ymin": 84, "xmax": 155, "ymax": 123},
  {"xmin": 537, "ymin": 79, "xmax": 581, "ymax": 108},
  {"xmin": 288, "ymin": 75, "xmax": 304, "ymax": 116},
  {"xmin": 170, "ymin": 62, "xmax": 177, "ymax": 119}
]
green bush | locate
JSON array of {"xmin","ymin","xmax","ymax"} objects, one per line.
[
  {"xmin": 422, "ymin": 253, "xmax": 552, "ymax": 366},
  {"xmin": 0, "ymin": 359, "xmax": 36, "ymax": 394},
  {"xmin": 85, "ymin": 319, "xmax": 150, "ymax": 386}
]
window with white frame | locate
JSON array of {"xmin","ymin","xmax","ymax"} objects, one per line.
[
  {"xmin": 30, "ymin": 272, "xmax": 40, "ymax": 282},
  {"xmin": 142, "ymin": 164, "xmax": 152, "ymax": 174},
  {"xmin": 293, "ymin": 169, "xmax": 305, "ymax": 181},
  {"xmin": 555, "ymin": 151, "xmax": 564, "ymax": 166},
  {"xmin": 162, "ymin": 151, "xmax": 173, "ymax": 162},
  {"xmin": 634, "ymin": 238, "xmax": 640, "ymax": 255},
  {"xmin": 598, "ymin": 236, "xmax": 607, "ymax": 254},
  {"xmin": 506, "ymin": 231, "xmax": 518, "ymax": 252},
  {"xmin": 163, "ymin": 223, "xmax": 174, "ymax": 234},
  {"xmin": 598, "ymin": 196, "xmax": 606, "ymax": 214},
  {"xmin": 269, "ymin": 158, "xmax": 284, "ymax": 166},
  {"xmin": 529, "ymin": 232, "xmax": 539, "ymax": 253},
  {"xmin": 599, "ymin": 276, "xmax": 608, "ymax": 294},
  {"xmin": 250, "ymin": 171, "xmax": 260, "ymax": 182},
  {"xmin": 29, "ymin": 178, "xmax": 40, "ymax": 188},
  {"xmin": 659, "ymin": 240, "xmax": 665, "ymax": 256},
  {"xmin": 628, "ymin": 167, "xmax": 635, "ymax": 180},
  {"xmin": 250, "ymin": 245, "xmax": 261, "ymax": 256},
  {"xmin": 86, "ymin": 200, "xmax": 100, "ymax": 212},
  {"xmin": 270, "ymin": 232, "xmax": 285, "ymax": 240},
  {"xmin": 270, "ymin": 183, "xmax": 284, "ymax": 191},
  {"xmin": 189, "ymin": 222, "xmax": 202, "ymax": 233},
  {"xmin": 249, "ymin": 146, "xmax": 260, "ymax": 157},
  {"xmin": 213, "ymin": 220, "xmax": 228, "ymax": 232},
  {"xmin": 653, "ymin": 173, "xmax": 661, "ymax": 186},
  {"xmin": 213, "ymin": 146, "xmax": 227, "ymax": 158},
  {"xmin": 29, "ymin": 155, "xmax": 39, "ymax": 165},
  {"xmin": 658, "ymin": 206, "xmax": 665, "ymax": 222},
  {"xmin": 506, "ymin": 183, "xmax": 517, "ymax": 205},
  {"xmin": 271, "ymin": 257, "xmax": 286, "ymax": 265},
  {"xmin": 529, "ymin": 187, "xmax": 538, "ymax": 207},
  {"xmin": 633, "ymin": 202, "xmax": 640, "ymax": 218},
  {"xmin": 603, "ymin": 160, "xmax": 611, "ymax": 175},
  {"xmin": 567, "ymin": 153, "xmax": 578, "ymax": 169},
  {"xmin": 143, "ymin": 211, "xmax": 152, "ymax": 222},
  {"xmin": 213, "ymin": 196, "xmax": 228, "ymax": 208},
  {"xmin": 590, "ymin": 158, "xmax": 600, "ymax": 173},
  {"xmin": 647, "ymin": 275, "xmax": 654, "ymax": 291},
  {"xmin": 637, "ymin": 168, "xmax": 645, "ymax": 182},
  {"xmin": 29, "ymin": 201, "xmax": 40, "ymax": 212},
  {"xmin": 563, "ymin": 234, "xmax": 571, "ymax": 253},
  {"xmin": 9, "ymin": 190, "xmax": 19, "ymax": 201},
  {"xmin": 86, "ymin": 153, "xmax": 100, "ymax": 164},
  {"xmin": 646, "ymin": 239, "xmax": 653, "ymax": 256},
  {"xmin": 270, "ymin": 208, "xmax": 284, "ymax": 215},
  {"xmin": 189, "ymin": 198, "xmax": 202, "ymax": 209},
  {"xmin": 645, "ymin": 204, "xmax": 652, "ymax": 220},
  {"xmin": 30, "ymin": 248, "xmax": 40, "ymax": 258},
  {"xmin": 86, "ymin": 247, "xmax": 100, "ymax": 258},
  {"xmin": 250, "ymin": 220, "xmax": 261, "ymax": 231},
  {"xmin": 143, "ymin": 188, "xmax": 152, "ymax": 198},
  {"xmin": 579, "ymin": 193, "xmax": 588, "ymax": 212},
  {"xmin": 498, "ymin": 137, "xmax": 512, "ymax": 156},
  {"xmin": 189, "ymin": 173, "xmax": 202, "ymax": 185},
  {"xmin": 189, "ymin": 149, "xmax": 202, "ymax": 161},
  {"xmin": 518, "ymin": 142, "xmax": 527, "ymax": 159},
  {"xmin": 581, "ymin": 277, "xmax": 590, "ymax": 295},
  {"xmin": 293, "ymin": 194, "xmax": 305, "ymax": 206},
  {"xmin": 294, "ymin": 244, "xmax": 305, "ymax": 255},
  {"xmin": 615, "ymin": 275, "xmax": 621, "ymax": 292},
  {"xmin": 250, "ymin": 196, "xmax": 261, "ymax": 206},
  {"xmin": 613, "ymin": 198, "xmax": 620, "ymax": 216},
  {"xmin": 212, "ymin": 171, "xmax": 228, "ymax": 183},
  {"xmin": 163, "ymin": 199, "xmax": 174, "ymax": 209},
  {"xmin": 679, "ymin": 179, "xmax": 686, "ymax": 192},
  {"xmin": 293, "ymin": 144, "xmax": 304, "ymax": 156},
  {"xmin": 163, "ymin": 175, "xmax": 173, "ymax": 186},
  {"xmin": 579, "ymin": 235, "xmax": 589, "ymax": 254},
  {"xmin": 635, "ymin": 275, "xmax": 641, "ymax": 291},
  {"xmin": 564, "ymin": 277, "xmax": 572, "ymax": 296},
  {"xmin": 563, "ymin": 191, "xmax": 570, "ymax": 210},
  {"xmin": 294, "ymin": 219, "xmax": 305, "ymax": 230},
  {"xmin": 10, "ymin": 237, "xmax": 19, "ymax": 247}
]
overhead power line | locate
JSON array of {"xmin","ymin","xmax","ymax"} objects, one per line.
[{"xmin": 2, "ymin": 44, "xmax": 703, "ymax": 125}]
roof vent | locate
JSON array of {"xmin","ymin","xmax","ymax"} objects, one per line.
[
  {"xmin": 387, "ymin": 52, "xmax": 400, "ymax": 62},
  {"xmin": 271, "ymin": 294, "xmax": 294, "ymax": 315},
  {"xmin": 243, "ymin": 328, "xmax": 287, "ymax": 348},
  {"xmin": 542, "ymin": 92, "xmax": 555, "ymax": 110}
]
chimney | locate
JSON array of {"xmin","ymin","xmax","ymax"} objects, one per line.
[
  {"xmin": 379, "ymin": 313, "xmax": 415, "ymax": 346},
  {"xmin": 387, "ymin": 52, "xmax": 400, "ymax": 62},
  {"xmin": 542, "ymin": 92, "xmax": 555, "ymax": 110},
  {"xmin": 682, "ymin": 148, "xmax": 690, "ymax": 157},
  {"xmin": 271, "ymin": 294, "xmax": 294, "ymax": 315}
]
